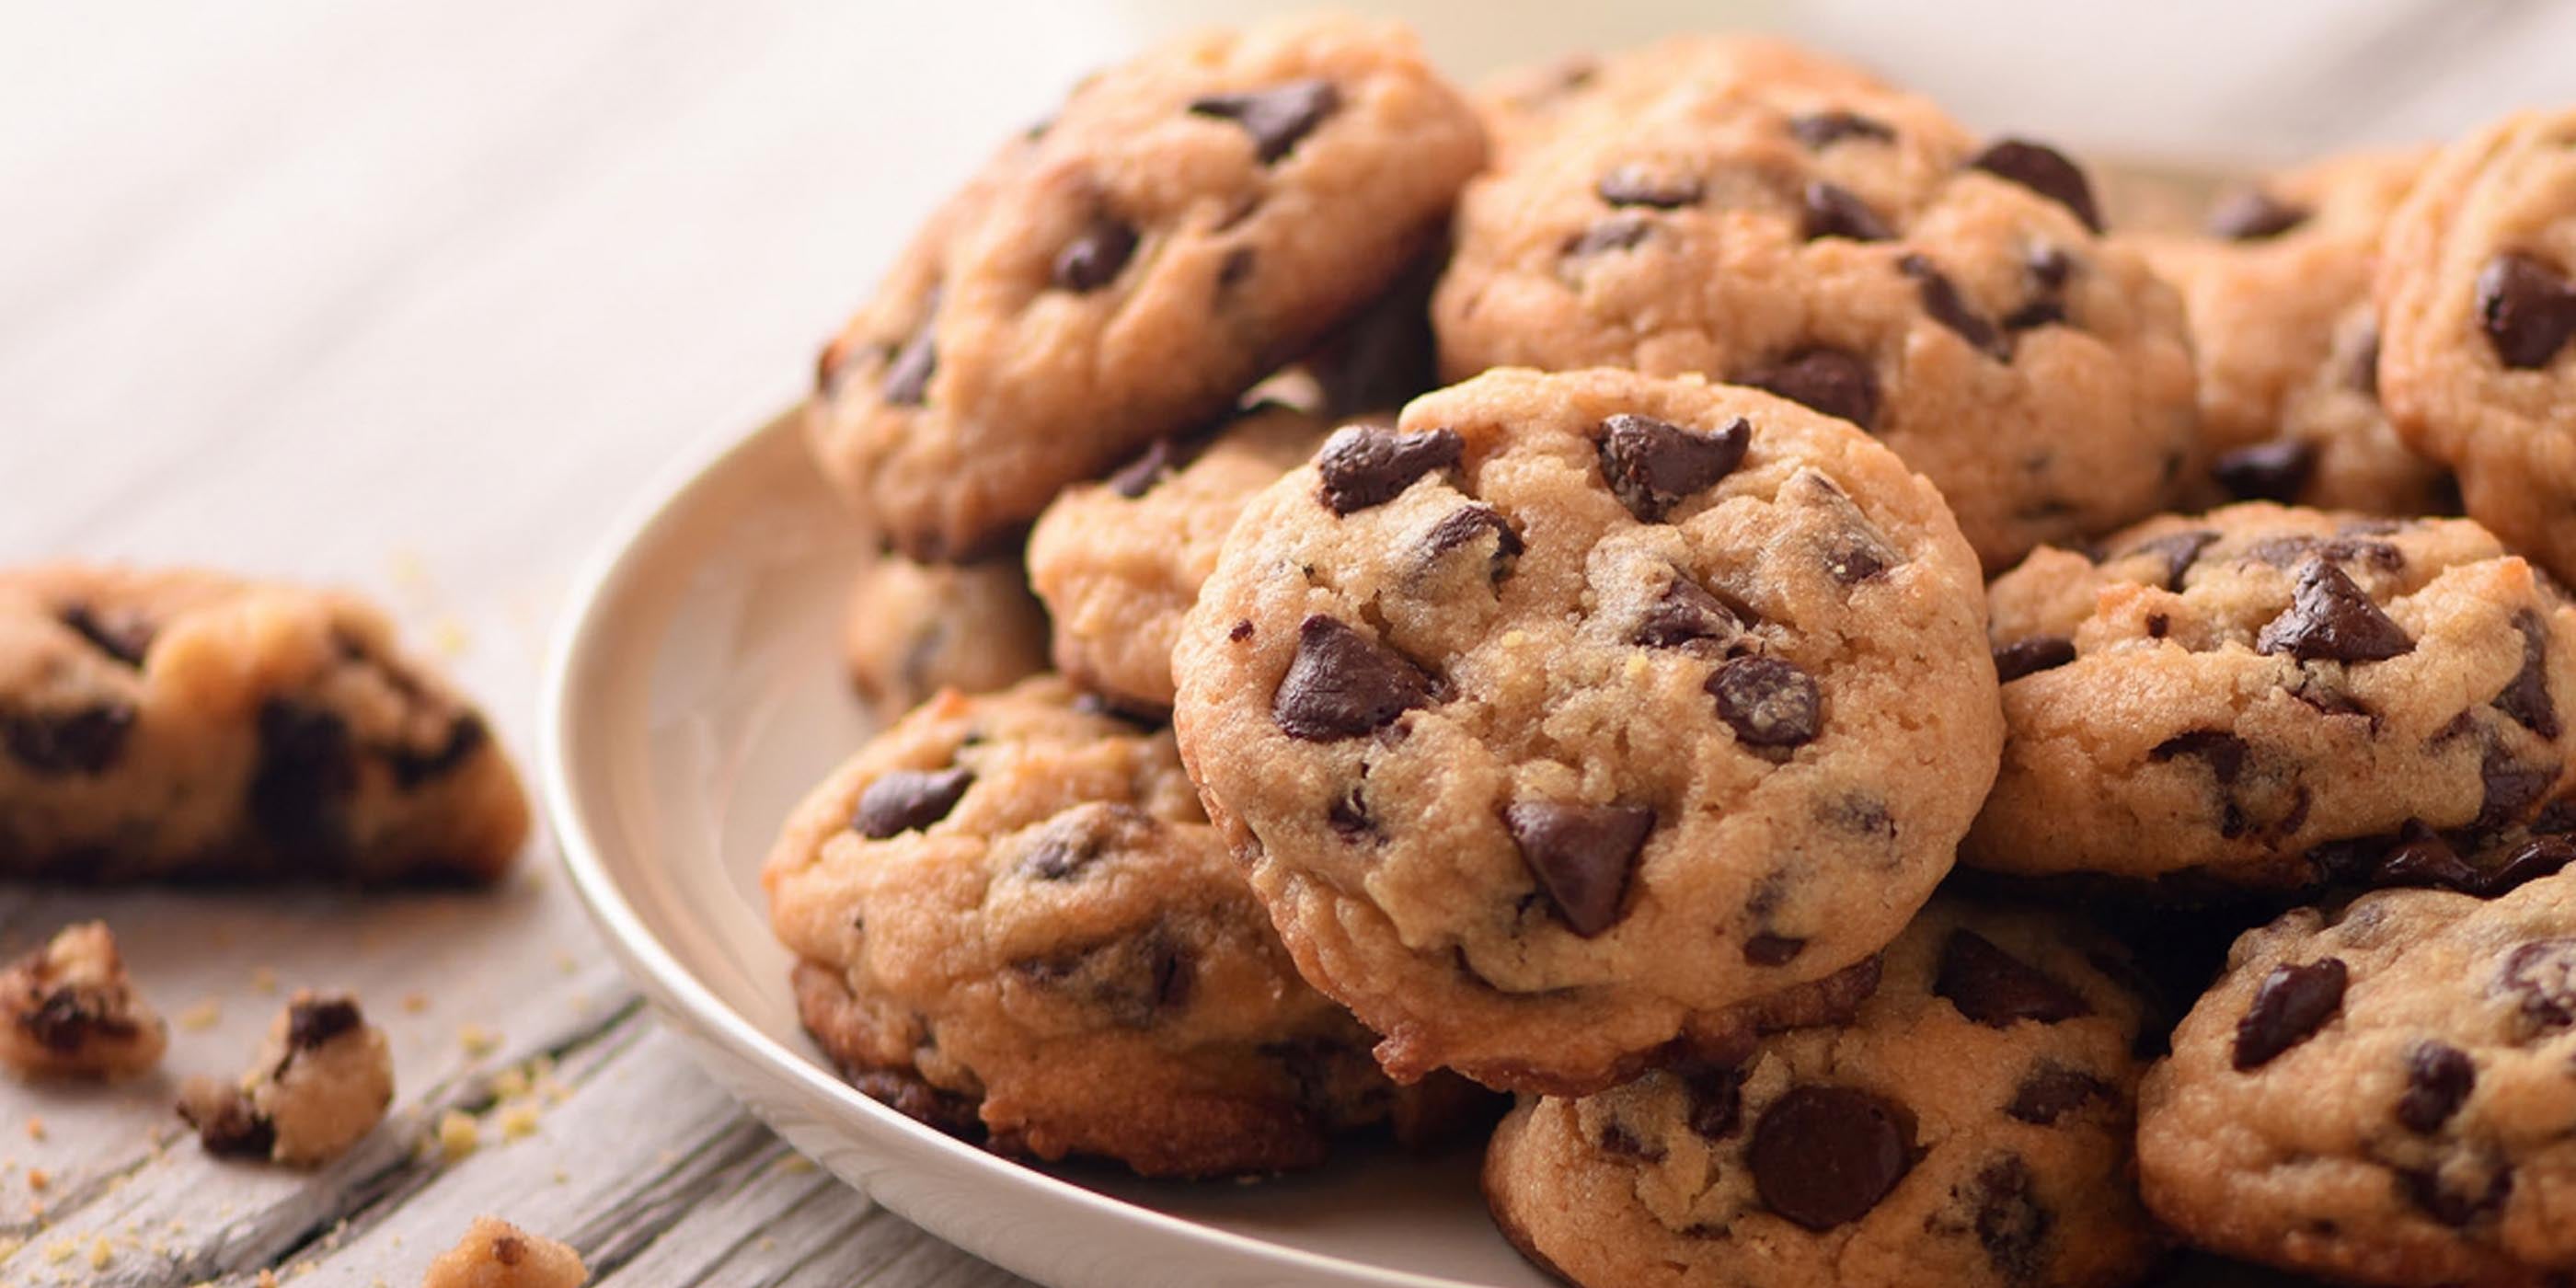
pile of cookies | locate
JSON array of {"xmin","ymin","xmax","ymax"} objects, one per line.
[{"xmin": 766, "ymin": 13, "xmax": 2576, "ymax": 1287}]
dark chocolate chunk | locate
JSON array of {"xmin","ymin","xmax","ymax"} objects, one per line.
[
  {"xmin": 1684, "ymin": 1064, "xmax": 1743, "ymax": 1139},
  {"xmin": 1596, "ymin": 165, "xmax": 1702, "ymax": 209},
  {"xmin": 1748, "ymin": 1085, "xmax": 1916, "ymax": 1231},
  {"xmin": 1326, "ymin": 785, "xmax": 1374, "ymax": 840},
  {"xmin": 1802, "ymin": 181, "xmax": 1892, "ymax": 242},
  {"xmin": 2006, "ymin": 1063, "xmax": 2112, "ymax": 1125},
  {"xmin": 58, "ymin": 604, "xmax": 153, "ymax": 668},
  {"xmin": 1505, "ymin": 801, "xmax": 1654, "ymax": 937},
  {"xmin": 1562, "ymin": 213, "xmax": 1654, "ymax": 260},
  {"xmin": 388, "ymin": 713, "xmax": 488, "ymax": 788},
  {"xmin": 1788, "ymin": 110, "xmax": 1894, "ymax": 150},
  {"xmin": 1188, "ymin": 78, "xmax": 1340, "ymax": 164},
  {"xmin": 1969, "ymin": 139, "xmax": 2101, "ymax": 232},
  {"xmin": 2493, "ymin": 609, "xmax": 2559, "ymax": 739},
  {"xmin": 2232, "ymin": 957, "xmax": 2346, "ymax": 1069},
  {"xmin": 1707, "ymin": 655, "xmax": 1822, "ymax": 748},
  {"xmin": 2369, "ymin": 822, "xmax": 2478, "ymax": 892},
  {"xmin": 881, "ymin": 309, "xmax": 937, "ymax": 408},
  {"xmin": 1633, "ymin": 575, "xmax": 1745, "ymax": 652},
  {"xmin": 1900, "ymin": 254, "xmax": 2009, "ymax": 361},
  {"xmin": 1993, "ymin": 636, "xmax": 2076, "ymax": 683},
  {"xmin": 286, "ymin": 996, "xmax": 363, "ymax": 1051},
  {"xmin": 1420, "ymin": 504, "xmax": 1523, "ymax": 582},
  {"xmin": 180, "ymin": 1089, "xmax": 275, "ymax": 1159},
  {"xmin": 1970, "ymin": 1156, "xmax": 2050, "ymax": 1283},
  {"xmin": 1107, "ymin": 436, "xmax": 1194, "ymax": 499},
  {"xmin": 24, "ymin": 986, "xmax": 133, "ymax": 1052},
  {"xmin": 2396, "ymin": 1041, "xmax": 2476, "ymax": 1134},
  {"xmin": 2205, "ymin": 189, "xmax": 2310, "ymax": 241},
  {"xmin": 1597, "ymin": 414, "xmax": 1750, "ymax": 522},
  {"xmin": 1743, "ymin": 349, "xmax": 1879, "ymax": 431},
  {"xmin": 1271, "ymin": 615, "xmax": 1437, "ymax": 741},
  {"xmin": 1743, "ymin": 933, "xmax": 1807, "ymax": 967},
  {"xmin": 2122, "ymin": 529, "xmax": 2218, "ymax": 591},
  {"xmin": 249, "ymin": 700, "xmax": 358, "ymax": 863},
  {"xmin": 2475, "ymin": 252, "xmax": 2576, "ymax": 370},
  {"xmin": 852, "ymin": 766, "xmax": 974, "ymax": 839},
  {"xmin": 2151, "ymin": 729, "xmax": 2249, "ymax": 786},
  {"xmin": 1317, "ymin": 425, "xmax": 1462, "ymax": 515},
  {"xmin": 2480, "ymin": 835, "xmax": 2576, "ymax": 897},
  {"xmin": 2499, "ymin": 937, "xmax": 2576, "ymax": 1032},
  {"xmin": 1052, "ymin": 216, "xmax": 1138, "ymax": 292},
  {"xmin": 1598, "ymin": 1121, "xmax": 1664, "ymax": 1162},
  {"xmin": 1935, "ymin": 929, "xmax": 2092, "ymax": 1028},
  {"xmin": 4, "ymin": 704, "xmax": 135, "ymax": 777},
  {"xmin": 2256, "ymin": 559, "xmax": 2413, "ymax": 662},
  {"xmin": 2477, "ymin": 744, "xmax": 2558, "ymax": 832},
  {"xmin": 2401, "ymin": 1164, "xmax": 2512, "ymax": 1228},
  {"xmin": 2213, "ymin": 439, "xmax": 2319, "ymax": 503}
]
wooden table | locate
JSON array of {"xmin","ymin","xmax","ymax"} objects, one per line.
[{"xmin": 2, "ymin": 2, "xmax": 2562, "ymax": 1283}]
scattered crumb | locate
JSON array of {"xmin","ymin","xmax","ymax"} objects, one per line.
[
  {"xmin": 1501, "ymin": 629, "xmax": 1529, "ymax": 648},
  {"xmin": 490, "ymin": 1067, "xmax": 532, "ymax": 1100},
  {"xmin": 86, "ymin": 1235, "xmax": 109, "ymax": 1270},
  {"xmin": 0, "ymin": 1235, "xmax": 20, "ymax": 1262},
  {"xmin": 435, "ymin": 1110, "xmax": 480, "ymax": 1161},
  {"xmin": 498, "ymin": 1103, "xmax": 540, "ymax": 1141},
  {"xmin": 26, "ymin": 1167, "xmax": 48, "ymax": 1191},
  {"xmin": 421, "ymin": 1216, "xmax": 587, "ymax": 1288},
  {"xmin": 431, "ymin": 619, "xmax": 471, "ymax": 658},
  {"xmin": 259, "ymin": 1271, "xmax": 281, "ymax": 1287},
  {"xmin": 250, "ymin": 966, "xmax": 280, "ymax": 995},
  {"xmin": 552, "ymin": 1167, "xmax": 569, "ymax": 1184},
  {"xmin": 756, "ymin": 1236, "xmax": 776, "ymax": 1253},
  {"xmin": 458, "ymin": 1024, "xmax": 500, "ymax": 1058},
  {"xmin": 178, "ymin": 998, "xmax": 224, "ymax": 1031},
  {"xmin": 776, "ymin": 1154, "xmax": 817, "ymax": 1175},
  {"xmin": 552, "ymin": 951, "xmax": 578, "ymax": 976},
  {"xmin": 401, "ymin": 994, "xmax": 430, "ymax": 1015},
  {"xmin": 24, "ymin": 1116, "xmax": 42, "ymax": 1142}
]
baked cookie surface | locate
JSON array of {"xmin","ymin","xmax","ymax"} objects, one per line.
[{"xmin": 840, "ymin": 553, "xmax": 1051, "ymax": 720}]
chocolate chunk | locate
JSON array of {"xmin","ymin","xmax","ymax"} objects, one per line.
[
  {"xmin": 2370, "ymin": 822, "xmax": 2479, "ymax": 892},
  {"xmin": 1634, "ymin": 575, "xmax": 1746, "ymax": 652},
  {"xmin": 1420, "ymin": 505, "xmax": 1523, "ymax": 582},
  {"xmin": 249, "ymin": 700, "xmax": 358, "ymax": 863},
  {"xmin": 1188, "ymin": 78, "xmax": 1340, "ymax": 164},
  {"xmin": 1969, "ymin": 139, "xmax": 2101, "ymax": 232},
  {"xmin": 1743, "ymin": 349, "xmax": 1879, "ymax": 431},
  {"xmin": 1271, "ymin": 615, "xmax": 1437, "ymax": 741},
  {"xmin": 2475, "ymin": 252, "xmax": 2576, "ymax": 370},
  {"xmin": 852, "ymin": 767, "xmax": 974, "ymax": 839},
  {"xmin": 1802, "ymin": 181, "xmax": 1892, "ymax": 242},
  {"xmin": 2213, "ymin": 439, "xmax": 2319, "ymax": 502},
  {"xmin": 1707, "ymin": 656, "xmax": 1822, "ymax": 748},
  {"xmin": 1900, "ymin": 254, "xmax": 2009, "ymax": 361},
  {"xmin": 1749, "ymin": 1085, "xmax": 1916, "ymax": 1231},
  {"xmin": 58, "ymin": 604, "xmax": 152, "ymax": 668},
  {"xmin": 2397, "ymin": 1041, "xmax": 2476, "ymax": 1134},
  {"xmin": 286, "ymin": 996, "xmax": 363, "ymax": 1051},
  {"xmin": 2499, "ymin": 937, "xmax": 2576, "ymax": 1032},
  {"xmin": 2481, "ymin": 836, "xmax": 2576, "ymax": 897},
  {"xmin": 389, "ymin": 713, "xmax": 489, "ymax": 788},
  {"xmin": 1993, "ymin": 636, "xmax": 2076, "ymax": 683},
  {"xmin": 1505, "ymin": 801, "xmax": 1654, "ymax": 937},
  {"xmin": 1217, "ymin": 246, "xmax": 1257, "ymax": 292},
  {"xmin": 1327, "ymin": 785, "xmax": 1374, "ymax": 840},
  {"xmin": 2233, "ymin": 957, "xmax": 2346, "ymax": 1070},
  {"xmin": 1596, "ymin": 165, "xmax": 1702, "ymax": 209},
  {"xmin": 1970, "ymin": 1156, "xmax": 2049, "ymax": 1283},
  {"xmin": 4, "ymin": 704, "xmax": 135, "ymax": 776},
  {"xmin": 2352, "ymin": 322, "xmax": 2384, "ymax": 397},
  {"xmin": 1107, "ymin": 436, "xmax": 1191, "ymax": 499},
  {"xmin": 1597, "ymin": 414, "xmax": 1750, "ymax": 523},
  {"xmin": 1052, "ymin": 217, "xmax": 1138, "ymax": 292},
  {"xmin": 1789, "ymin": 111, "xmax": 1894, "ymax": 150},
  {"xmin": 1935, "ymin": 930, "xmax": 2092, "ymax": 1028},
  {"xmin": 2122, "ymin": 529, "xmax": 2218, "ymax": 591},
  {"xmin": 1684, "ymin": 1064, "xmax": 1744, "ymax": 1139},
  {"xmin": 25, "ymin": 986, "xmax": 132, "ymax": 1052},
  {"xmin": 1732, "ymin": 931, "xmax": 1808, "ymax": 968},
  {"xmin": 1826, "ymin": 539, "xmax": 1892, "ymax": 586},
  {"xmin": 1597, "ymin": 1121, "xmax": 1663, "ymax": 1162},
  {"xmin": 2006, "ymin": 1063, "xmax": 2112, "ymax": 1124},
  {"xmin": 2257, "ymin": 559, "xmax": 2413, "ymax": 662},
  {"xmin": 2205, "ymin": 189, "xmax": 2310, "ymax": 241},
  {"xmin": 1562, "ymin": 213, "xmax": 1654, "ymax": 260},
  {"xmin": 180, "ymin": 1088, "xmax": 275, "ymax": 1159},
  {"xmin": 2494, "ymin": 609, "xmax": 2559, "ymax": 739},
  {"xmin": 2401, "ymin": 1165, "xmax": 2511, "ymax": 1228},
  {"xmin": 881, "ymin": 314, "xmax": 937, "ymax": 408},
  {"xmin": 2151, "ymin": 730, "xmax": 2249, "ymax": 787},
  {"xmin": 1227, "ymin": 619, "xmax": 1255, "ymax": 643},
  {"xmin": 1024, "ymin": 808, "xmax": 1152, "ymax": 880},
  {"xmin": 2477, "ymin": 745, "xmax": 2557, "ymax": 831},
  {"xmin": 1317, "ymin": 425, "xmax": 1462, "ymax": 515}
]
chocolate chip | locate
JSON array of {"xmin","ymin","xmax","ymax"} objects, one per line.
[
  {"xmin": 25, "ymin": 986, "xmax": 130, "ymax": 1052},
  {"xmin": 2151, "ymin": 729, "xmax": 2249, "ymax": 786},
  {"xmin": 388, "ymin": 713, "xmax": 488, "ymax": 788},
  {"xmin": 1968, "ymin": 139, "xmax": 2101, "ymax": 232},
  {"xmin": 2368, "ymin": 822, "xmax": 2478, "ymax": 892},
  {"xmin": 58, "ymin": 604, "xmax": 152, "ymax": 668},
  {"xmin": 2233, "ymin": 957, "xmax": 2346, "ymax": 1070},
  {"xmin": 1024, "ymin": 808, "xmax": 1153, "ymax": 880},
  {"xmin": 2205, "ymin": 189, "xmax": 2310, "ymax": 241},
  {"xmin": 1685, "ymin": 1065, "xmax": 1744, "ymax": 1139},
  {"xmin": 881, "ymin": 312, "xmax": 937, "ymax": 408},
  {"xmin": 1188, "ymin": 78, "xmax": 1339, "ymax": 164},
  {"xmin": 1316, "ymin": 425, "xmax": 1462, "ymax": 515},
  {"xmin": 180, "ymin": 1088, "xmax": 275, "ymax": 1159},
  {"xmin": 286, "ymin": 996, "xmax": 363, "ymax": 1051},
  {"xmin": 2257, "ymin": 559, "xmax": 2413, "ymax": 662},
  {"xmin": 1107, "ymin": 437, "xmax": 1190, "ymax": 499},
  {"xmin": 1596, "ymin": 414, "xmax": 1750, "ymax": 523},
  {"xmin": 1748, "ymin": 1085, "xmax": 1915, "ymax": 1232},
  {"xmin": 1562, "ymin": 213, "xmax": 1654, "ymax": 260},
  {"xmin": 1993, "ymin": 636, "xmax": 2076, "ymax": 683},
  {"xmin": 1052, "ymin": 217, "xmax": 1137, "ymax": 292},
  {"xmin": 1420, "ymin": 505, "xmax": 1523, "ymax": 582},
  {"xmin": 1505, "ymin": 801, "xmax": 1653, "ymax": 937},
  {"xmin": 1596, "ymin": 165, "xmax": 1702, "ymax": 209},
  {"xmin": 1743, "ymin": 933, "xmax": 1806, "ymax": 966},
  {"xmin": 1227, "ymin": 619, "xmax": 1254, "ymax": 643},
  {"xmin": 2475, "ymin": 252, "xmax": 2576, "ymax": 370},
  {"xmin": 2401, "ymin": 1165, "xmax": 2511, "ymax": 1228},
  {"xmin": 852, "ymin": 767, "xmax": 974, "ymax": 838},
  {"xmin": 1707, "ymin": 656, "xmax": 1822, "ymax": 748},
  {"xmin": 2397, "ymin": 1041, "xmax": 2476, "ymax": 1134},
  {"xmin": 1327, "ymin": 786, "xmax": 1374, "ymax": 840},
  {"xmin": 2494, "ymin": 609, "xmax": 2559, "ymax": 739},
  {"xmin": 1826, "ymin": 540, "xmax": 1892, "ymax": 586},
  {"xmin": 493, "ymin": 1236, "xmax": 526, "ymax": 1267},
  {"xmin": 1788, "ymin": 111, "xmax": 1893, "ymax": 150},
  {"xmin": 1633, "ymin": 575, "xmax": 1746, "ymax": 652},
  {"xmin": 2478, "ymin": 745, "xmax": 2557, "ymax": 831},
  {"xmin": 1935, "ymin": 930, "xmax": 2092, "ymax": 1028},
  {"xmin": 2213, "ymin": 439, "xmax": 2319, "ymax": 502},
  {"xmin": 2481, "ymin": 836, "xmax": 2576, "ymax": 897},
  {"xmin": 1802, "ymin": 181, "xmax": 1892, "ymax": 242},
  {"xmin": 249, "ymin": 700, "xmax": 357, "ymax": 863},
  {"xmin": 4, "ymin": 704, "xmax": 134, "ymax": 776},
  {"xmin": 2122, "ymin": 530, "xmax": 2218, "ymax": 591},
  {"xmin": 1900, "ymin": 254, "xmax": 2009, "ymax": 361},
  {"xmin": 1271, "ymin": 615, "xmax": 1437, "ymax": 741},
  {"xmin": 1598, "ymin": 1121, "xmax": 1663, "ymax": 1162},
  {"xmin": 2006, "ymin": 1063, "xmax": 2111, "ymax": 1124},
  {"xmin": 2499, "ymin": 937, "xmax": 2576, "ymax": 1032},
  {"xmin": 1743, "ymin": 349, "xmax": 1879, "ymax": 431},
  {"xmin": 1970, "ymin": 1156, "xmax": 2049, "ymax": 1283}
]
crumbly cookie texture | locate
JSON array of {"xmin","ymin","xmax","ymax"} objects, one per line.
[
  {"xmin": 0, "ymin": 920, "xmax": 166, "ymax": 1080},
  {"xmin": 2140, "ymin": 872, "xmax": 2576, "ymax": 1287},
  {"xmin": 1028, "ymin": 402, "xmax": 1334, "ymax": 710},
  {"xmin": 179, "ymin": 991, "xmax": 395, "ymax": 1167},
  {"xmin": 2137, "ymin": 149, "xmax": 2452, "ymax": 515},
  {"xmin": 764, "ymin": 676, "xmax": 1490, "ymax": 1178},
  {"xmin": 420, "ymin": 1217, "xmax": 589, "ymax": 1288},
  {"xmin": 0, "ymin": 565, "xmax": 529, "ymax": 882},
  {"xmin": 1486, "ymin": 899, "xmax": 2157, "ymax": 1288},
  {"xmin": 840, "ymin": 552, "xmax": 1051, "ymax": 719},
  {"xmin": 1171, "ymin": 367, "xmax": 2000, "ymax": 1094},
  {"xmin": 1434, "ymin": 36, "xmax": 2200, "ymax": 570},
  {"xmin": 807, "ymin": 12, "xmax": 1485, "ymax": 560},
  {"xmin": 1972, "ymin": 503, "xmax": 2576, "ymax": 893}
]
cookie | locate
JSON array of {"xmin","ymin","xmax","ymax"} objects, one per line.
[
  {"xmin": 2378, "ymin": 109, "xmax": 2576, "ymax": 589},
  {"xmin": 421, "ymin": 1218, "xmax": 590, "ymax": 1288},
  {"xmin": 1433, "ymin": 37, "xmax": 2201, "ymax": 570},
  {"xmin": 1027, "ymin": 402, "xmax": 1334, "ymax": 711},
  {"xmin": 1485, "ymin": 898, "xmax": 2158, "ymax": 1288},
  {"xmin": 763, "ymin": 676, "xmax": 1489, "ymax": 1178},
  {"xmin": 178, "ymin": 991, "xmax": 394, "ymax": 1167},
  {"xmin": 840, "ymin": 552, "xmax": 1051, "ymax": 720},
  {"xmin": 0, "ymin": 921, "xmax": 166, "ymax": 1081},
  {"xmin": 0, "ymin": 565, "xmax": 529, "ymax": 882},
  {"xmin": 2136, "ymin": 149, "xmax": 2451, "ymax": 515},
  {"xmin": 2139, "ymin": 871, "xmax": 2576, "ymax": 1285},
  {"xmin": 1972, "ymin": 503, "xmax": 2576, "ymax": 893},
  {"xmin": 1170, "ymin": 367, "xmax": 2002, "ymax": 1094},
  {"xmin": 807, "ymin": 13, "xmax": 1485, "ymax": 560}
]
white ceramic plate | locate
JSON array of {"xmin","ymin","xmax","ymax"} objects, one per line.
[{"xmin": 542, "ymin": 408, "xmax": 1548, "ymax": 1288}]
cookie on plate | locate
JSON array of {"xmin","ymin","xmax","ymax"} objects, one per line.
[
  {"xmin": 1486, "ymin": 898, "xmax": 2158, "ymax": 1288},
  {"xmin": 1971, "ymin": 504, "xmax": 2576, "ymax": 894},
  {"xmin": 0, "ymin": 566, "xmax": 528, "ymax": 882},
  {"xmin": 2379, "ymin": 109, "xmax": 2576, "ymax": 587},
  {"xmin": 1434, "ymin": 37, "xmax": 2200, "ymax": 570},
  {"xmin": 840, "ymin": 552, "xmax": 1051, "ymax": 720},
  {"xmin": 2137, "ymin": 149, "xmax": 2451, "ymax": 515},
  {"xmin": 764, "ymin": 676, "xmax": 1489, "ymax": 1178},
  {"xmin": 807, "ymin": 13, "xmax": 1485, "ymax": 560},
  {"xmin": 2139, "ymin": 871, "xmax": 2576, "ymax": 1285},
  {"xmin": 1171, "ymin": 367, "xmax": 2002, "ymax": 1094}
]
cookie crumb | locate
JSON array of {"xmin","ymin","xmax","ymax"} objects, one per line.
[
  {"xmin": 420, "ymin": 1217, "xmax": 586, "ymax": 1288},
  {"xmin": 178, "ymin": 991, "xmax": 394, "ymax": 1167},
  {"xmin": 433, "ymin": 1110, "xmax": 479, "ymax": 1161},
  {"xmin": 457, "ymin": 1023, "xmax": 500, "ymax": 1058},
  {"xmin": 23, "ymin": 1116, "xmax": 42, "ymax": 1142},
  {"xmin": 250, "ymin": 966, "xmax": 279, "ymax": 995},
  {"xmin": 0, "ymin": 921, "xmax": 169, "ymax": 1081},
  {"xmin": 178, "ymin": 998, "xmax": 223, "ymax": 1031}
]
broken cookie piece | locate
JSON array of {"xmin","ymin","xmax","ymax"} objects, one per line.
[
  {"xmin": 179, "ymin": 990, "xmax": 394, "ymax": 1166},
  {"xmin": 0, "ymin": 921, "xmax": 167, "ymax": 1080},
  {"xmin": 420, "ymin": 1216, "xmax": 589, "ymax": 1288}
]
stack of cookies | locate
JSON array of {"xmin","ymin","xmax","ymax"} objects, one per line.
[{"xmin": 765, "ymin": 14, "xmax": 2576, "ymax": 1287}]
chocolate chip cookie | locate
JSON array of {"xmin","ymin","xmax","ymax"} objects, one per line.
[
  {"xmin": 422, "ymin": 1218, "xmax": 589, "ymax": 1288},
  {"xmin": 1486, "ymin": 898, "xmax": 2158, "ymax": 1288},
  {"xmin": 840, "ymin": 551, "xmax": 1051, "ymax": 721},
  {"xmin": 1170, "ymin": 367, "xmax": 2002, "ymax": 1094},
  {"xmin": 764, "ymin": 676, "xmax": 1488, "ymax": 1177},
  {"xmin": 0, "ymin": 565, "xmax": 529, "ymax": 882},
  {"xmin": 0, "ymin": 920, "xmax": 166, "ymax": 1081},
  {"xmin": 2137, "ymin": 149, "xmax": 2452, "ymax": 515},
  {"xmin": 2379, "ymin": 109, "xmax": 2576, "ymax": 588},
  {"xmin": 807, "ymin": 13, "xmax": 1485, "ymax": 560},
  {"xmin": 1434, "ymin": 37, "xmax": 2201, "ymax": 570},
  {"xmin": 2140, "ymin": 871, "xmax": 2576, "ymax": 1286},
  {"xmin": 179, "ymin": 992, "xmax": 394, "ymax": 1167},
  {"xmin": 1972, "ymin": 503, "xmax": 2576, "ymax": 893}
]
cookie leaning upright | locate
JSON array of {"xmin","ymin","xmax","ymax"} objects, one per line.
[
  {"xmin": 807, "ymin": 14, "xmax": 1486, "ymax": 561},
  {"xmin": 1435, "ymin": 37, "xmax": 2199, "ymax": 570},
  {"xmin": 2378, "ymin": 109, "xmax": 2576, "ymax": 588},
  {"xmin": 1171, "ymin": 367, "xmax": 2002, "ymax": 1094}
]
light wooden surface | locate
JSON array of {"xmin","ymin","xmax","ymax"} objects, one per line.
[{"xmin": 0, "ymin": 2, "xmax": 2563, "ymax": 1284}]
